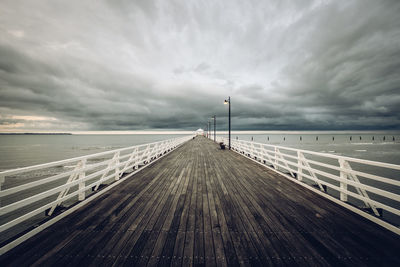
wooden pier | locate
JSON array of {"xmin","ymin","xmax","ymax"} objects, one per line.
[{"xmin": 1, "ymin": 137, "xmax": 399, "ymax": 266}]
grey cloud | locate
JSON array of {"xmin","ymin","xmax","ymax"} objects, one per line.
[{"xmin": 0, "ymin": 0, "xmax": 399, "ymax": 131}]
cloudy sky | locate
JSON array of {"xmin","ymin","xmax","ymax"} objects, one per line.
[{"xmin": 0, "ymin": 0, "xmax": 399, "ymax": 132}]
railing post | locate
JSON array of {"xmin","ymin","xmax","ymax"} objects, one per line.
[
  {"xmin": 48, "ymin": 160, "xmax": 84, "ymax": 216},
  {"xmin": 250, "ymin": 142, "xmax": 255, "ymax": 158},
  {"xmin": 297, "ymin": 151, "xmax": 303, "ymax": 181},
  {"xmin": 0, "ymin": 175, "xmax": 4, "ymax": 207},
  {"xmin": 274, "ymin": 147, "xmax": 278, "ymax": 169},
  {"xmin": 115, "ymin": 151, "xmax": 120, "ymax": 181},
  {"xmin": 144, "ymin": 144, "xmax": 150, "ymax": 163},
  {"xmin": 78, "ymin": 158, "xmax": 86, "ymax": 201},
  {"xmin": 134, "ymin": 147, "xmax": 139, "ymax": 169},
  {"xmin": 298, "ymin": 152, "xmax": 325, "ymax": 192},
  {"xmin": 339, "ymin": 158, "xmax": 348, "ymax": 202}
]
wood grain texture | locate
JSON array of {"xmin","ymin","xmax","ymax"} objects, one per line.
[{"xmin": 1, "ymin": 136, "xmax": 399, "ymax": 266}]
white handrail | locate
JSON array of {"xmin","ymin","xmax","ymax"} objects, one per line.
[
  {"xmin": 0, "ymin": 135, "xmax": 194, "ymax": 243},
  {"xmin": 218, "ymin": 137, "xmax": 400, "ymax": 227}
]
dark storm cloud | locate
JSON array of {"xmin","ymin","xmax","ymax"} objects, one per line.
[{"xmin": 0, "ymin": 0, "xmax": 399, "ymax": 131}]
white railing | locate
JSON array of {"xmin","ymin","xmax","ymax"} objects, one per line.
[
  {"xmin": 219, "ymin": 137, "xmax": 400, "ymax": 229},
  {"xmin": 0, "ymin": 135, "xmax": 193, "ymax": 244}
]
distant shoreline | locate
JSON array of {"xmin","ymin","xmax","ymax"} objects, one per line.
[{"xmin": 0, "ymin": 133, "xmax": 72, "ymax": 135}]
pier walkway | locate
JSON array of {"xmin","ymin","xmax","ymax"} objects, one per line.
[{"xmin": 1, "ymin": 137, "xmax": 399, "ymax": 266}]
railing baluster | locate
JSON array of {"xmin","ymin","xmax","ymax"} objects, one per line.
[
  {"xmin": 340, "ymin": 159, "xmax": 380, "ymax": 216},
  {"xmin": 134, "ymin": 147, "xmax": 139, "ymax": 169},
  {"xmin": 78, "ymin": 159, "xmax": 86, "ymax": 201},
  {"xmin": 297, "ymin": 152, "xmax": 325, "ymax": 192},
  {"xmin": 216, "ymin": 138, "xmax": 398, "ymax": 223},
  {"xmin": 48, "ymin": 160, "xmax": 83, "ymax": 216},
  {"xmin": 275, "ymin": 148, "xmax": 295, "ymax": 177},
  {"xmin": 0, "ymin": 135, "xmax": 194, "ymax": 248},
  {"xmin": 0, "ymin": 175, "xmax": 4, "ymax": 207},
  {"xmin": 122, "ymin": 149, "xmax": 136, "ymax": 173},
  {"xmin": 143, "ymin": 145, "xmax": 150, "ymax": 164},
  {"xmin": 1, "ymin": 134, "xmax": 399, "ymax": 254},
  {"xmin": 274, "ymin": 147, "xmax": 278, "ymax": 168},
  {"xmin": 297, "ymin": 151, "xmax": 303, "ymax": 181},
  {"xmin": 115, "ymin": 151, "xmax": 120, "ymax": 181},
  {"xmin": 94, "ymin": 151, "xmax": 118, "ymax": 191},
  {"xmin": 339, "ymin": 158, "xmax": 348, "ymax": 202}
]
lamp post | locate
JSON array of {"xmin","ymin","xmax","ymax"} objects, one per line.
[
  {"xmin": 212, "ymin": 115, "xmax": 216, "ymax": 142},
  {"xmin": 224, "ymin": 96, "xmax": 231, "ymax": 150},
  {"xmin": 208, "ymin": 121, "xmax": 210, "ymax": 139}
]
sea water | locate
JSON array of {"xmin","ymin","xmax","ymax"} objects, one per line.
[
  {"xmin": 1, "ymin": 133, "xmax": 399, "ymax": 171},
  {"xmin": 221, "ymin": 132, "xmax": 400, "ymax": 165},
  {"xmin": 0, "ymin": 134, "xmax": 186, "ymax": 171}
]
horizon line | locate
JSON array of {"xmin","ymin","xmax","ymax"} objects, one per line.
[{"xmin": 1, "ymin": 130, "xmax": 400, "ymax": 135}]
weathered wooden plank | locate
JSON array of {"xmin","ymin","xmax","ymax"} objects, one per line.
[
  {"xmin": 171, "ymin": 162, "xmax": 195, "ymax": 266},
  {"xmin": 213, "ymin": 164, "xmax": 259, "ymax": 266},
  {"xmin": 224, "ymin": 155, "xmax": 345, "ymax": 265},
  {"xmin": 230, "ymin": 158, "xmax": 369, "ymax": 265},
  {"xmin": 147, "ymin": 167, "xmax": 189, "ymax": 266},
  {"xmin": 204, "ymin": 155, "xmax": 227, "ymax": 267},
  {"xmin": 202, "ymin": 158, "xmax": 217, "ymax": 267},
  {"xmin": 209, "ymin": 166, "xmax": 240, "ymax": 266},
  {"xmin": 182, "ymin": 151, "xmax": 198, "ymax": 267},
  {"xmin": 1, "ymin": 136, "xmax": 400, "ymax": 267},
  {"xmin": 211, "ymin": 157, "xmax": 278, "ymax": 266},
  {"xmin": 132, "ymin": 156, "xmax": 188, "ymax": 266},
  {"xmin": 113, "ymin": 152, "xmax": 187, "ymax": 266},
  {"xmin": 221, "ymin": 159, "xmax": 325, "ymax": 265},
  {"xmin": 86, "ymin": 160, "xmax": 181, "ymax": 266},
  {"xmin": 194, "ymin": 151, "xmax": 205, "ymax": 266}
]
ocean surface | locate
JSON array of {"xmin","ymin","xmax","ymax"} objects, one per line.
[
  {"xmin": 0, "ymin": 134, "xmax": 187, "ymax": 171},
  {"xmin": 220, "ymin": 132, "xmax": 400, "ymax": 165},
  {"xmin": 0, "ymin": 132, "xmax": 399, "ymax": 170}
]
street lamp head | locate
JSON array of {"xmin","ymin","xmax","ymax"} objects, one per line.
[{"xmin": 224, "ymin": 100, "xmax": 229, "ymax": 104}]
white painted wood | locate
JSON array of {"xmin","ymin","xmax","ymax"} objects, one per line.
[
  {"xmin": 0, "ymin": 175, "xmax": 4, "ymax": 207},
  {"xmin": 0, "ymin": 136, "xmax": 192, "ymax": 256},
  {"xmin": 235, "ymin": 150, "xmax": 400, "ymax": 236},
  {"xmin": 226, "ymin": 138, "xmax": 400, "ymax": 225},
  {"xmin": 134, "ymin": 147, "xmax": 139, "ymax": 169},
  {"xmin": 274, "ymin": 147, "xmax": 278, "ymax": 169},
  {"xmin": 115, "ymin": 151, "xmax": 120, "ymax": 181},
  {"xmin": 47, "ymin": 160, "xmax": 83, "ymax": 216},
  {"xmin": 78, "ymin": 159, "xmax": 86, "ymax": 201},
  {"xmin": 275, "ymin": 148, "xmax": 295, "ymax": 177},
  {"xmin": 0, "ymin": 135, "xmax": 194, "ymax": 245}
]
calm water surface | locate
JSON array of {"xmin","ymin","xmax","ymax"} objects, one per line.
[
  {"xmin": 0, "ymin": 134, "xmax": 186, "ymax": 171},
  {"xmin": 1, "ymin": 133, "xmax": 399, "ymax": 171},
  {"xmin": 221, "ymin": 133, "xmax": 400, "ymax": 165}
]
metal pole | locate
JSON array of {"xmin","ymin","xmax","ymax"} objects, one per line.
[
  {"xmin": 228, "ymin": 96, "xmax": 231, "ymax": 150},
  {"xmin": 214, "ymin": 115, "xmax": 216, "ymax": 142},
  {"xmin": 208, "ymin": 121, "xmax": 210, "ymax": 139}
]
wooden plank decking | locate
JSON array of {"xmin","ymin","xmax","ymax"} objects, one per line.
[{"xmin": 1, "ymin": 136, "xmax": 400, "ymax": 266}]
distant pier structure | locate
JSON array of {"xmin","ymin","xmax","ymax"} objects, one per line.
[{"xmin": 0, "ymin": 136, "xmax": 399, "ymax": 266}]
